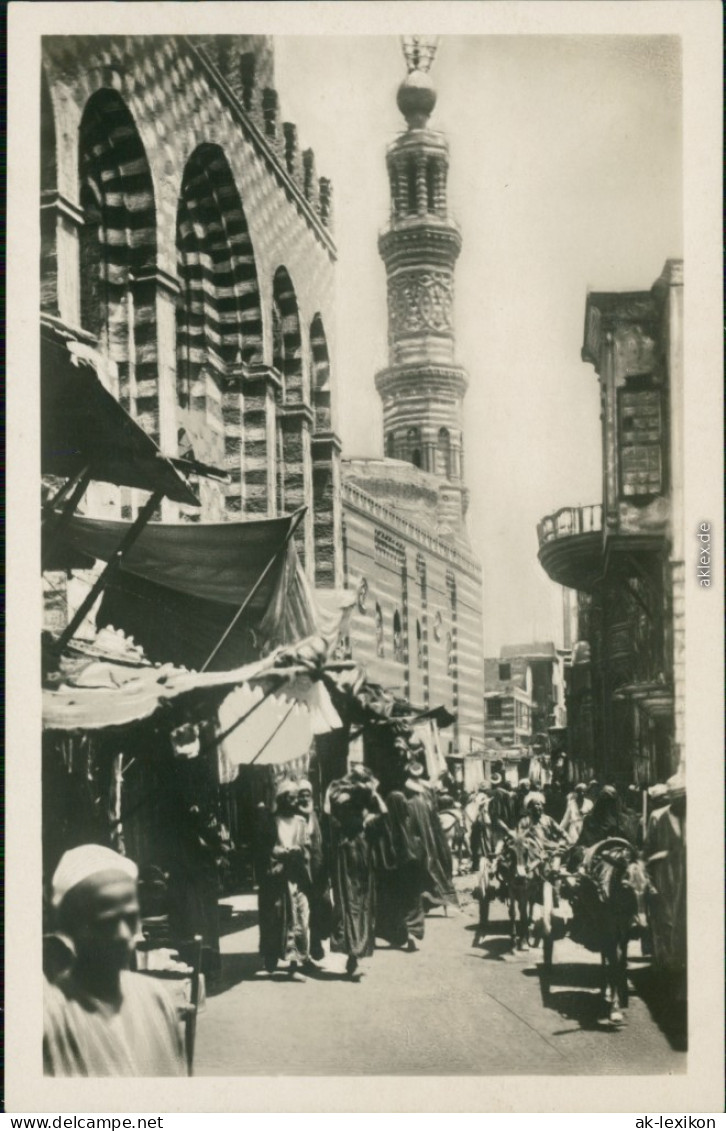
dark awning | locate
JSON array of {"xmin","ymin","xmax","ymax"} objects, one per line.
[
  {"xmin": 48, "ymin": 512, "xmax": 316, "ymax": 670},
  {"xmin": 41, "ymin": 319, "xmax": 199, "ymax": 506}
]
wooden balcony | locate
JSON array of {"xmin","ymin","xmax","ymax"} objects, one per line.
[{"xmin": 537, "ymin": 504, "xmax": 603, "ymax": 591}]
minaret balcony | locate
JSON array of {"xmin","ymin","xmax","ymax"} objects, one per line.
[{"xmin": 537, "ymin": 504, "xmax": 603, "ymax": 591}]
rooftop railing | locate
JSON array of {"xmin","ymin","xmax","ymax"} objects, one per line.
[{"xmin": 537, "ymin": 504, "xmax": 602, "ymax": 548}]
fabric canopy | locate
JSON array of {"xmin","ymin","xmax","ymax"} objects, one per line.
[
  {"xmin": 48, "ymin": 511, "xmax": 320, "ymax": 670},
  {"xmin": 217, "ymin": 676, "xmax": 342, "ymax": 768},
  {"xmin": 51, "ymin": 512, "xmax": 296, "ymax": 606},
  {"xmin": 41, "ymin": 320, "xmax": 199, "ymax": 506},
  {"xmin": 42, "ymin": 644, "xmax": 343, "ymax": 744}
]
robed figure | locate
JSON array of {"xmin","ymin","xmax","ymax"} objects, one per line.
[
  {"xmin": 375, "ymin": 790, "xmax": 426, "ymax": 951},
  {"xmin": 326, "ymin": 769, "xmax": 386, "ymax": 977},
  {"xmin": 256, "ymin": 780, "xmax": 312, "ymax": 976}
]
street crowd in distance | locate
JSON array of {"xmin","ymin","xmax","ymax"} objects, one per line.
[{"xmin": 42, "ymin": 731, "xmax": 686, "ymax": 1076}]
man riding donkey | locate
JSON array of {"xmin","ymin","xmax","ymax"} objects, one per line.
[{"xmin": 567, "ymin": 784, "xmax": 650, "ymax": 1026}]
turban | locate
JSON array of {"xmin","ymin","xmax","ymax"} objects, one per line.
[
  {"xmin": 275, "ymin": 778, "xmax": 298, "ymax": 798},
  {"xmin": 52, "ymin": 845, "xmax": 138, "ymax": 909},
  {"xmin": 524, "ymin": 791, "xmax": 545, "ymax": 810},
  {"xmin": 297, "ymin": 779, "xmax": 313, "ymax": 793},
  {"xmin": 666, "ymin": 771, "xmax": 686, "ymax": 800}
]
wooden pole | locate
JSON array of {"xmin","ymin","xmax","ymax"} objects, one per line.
[
  {"xmin": 52, "ymin": 489, "xmax": 163, "ymax": 655},
  {"xmin": 200, "ymin": 506, "xmax": 307, "ymax": 673}
]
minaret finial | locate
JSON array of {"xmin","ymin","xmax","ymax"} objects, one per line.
[
  {"xmin": 401, "ymin": 36, "xmax": 439, "ymax": 74},
  {"xmin": 397, "ymin": 36, "xmax": 439, "ymax": 128}
]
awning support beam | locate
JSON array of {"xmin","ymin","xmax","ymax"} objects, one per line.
[
  {"xmin": 52, "ymin": 489, "xmax": 163, "ymax": 655},
  {"xmin": 41, "ymin": 465, "xmax": 93, "ymax": 570},
  {"xmin": 200, "ymin": 506, "xmax": 307, "ymax": 672}
]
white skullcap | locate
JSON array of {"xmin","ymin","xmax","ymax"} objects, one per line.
[
  {"xmin": 297, "ymin": 779, "xmax": 313, "ymax": 792},
  {"xmin": 524, "ymin": 791, "xmax": 546, "ymax": 809},
  {"xmin": 52, "ymin": 845, "xmax": 138, "ymax": 909}
]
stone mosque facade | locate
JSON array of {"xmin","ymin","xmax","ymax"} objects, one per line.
[
  {"xmin": 341, "ymin": 44, "xmax": 485, "ymax": 751},
  {"xmin": 41, "ymin": 34, "xmax": 341, "ymax": 593},
  {"xmin": 41, "ymin": 34, "xmax": 485, "ymax": 749}
]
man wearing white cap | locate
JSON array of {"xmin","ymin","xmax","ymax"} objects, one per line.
[{"xmin": 43, "ymin": 845, "xmax": 185, "ymax": 1076}]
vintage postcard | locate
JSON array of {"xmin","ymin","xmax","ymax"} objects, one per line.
[{"xmin": 6, "ymin": 0, "xmax": 724, "ymax": 1115}]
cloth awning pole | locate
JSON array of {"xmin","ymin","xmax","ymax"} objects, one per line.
[
  {"xmin": 248, "ymin": 700, "xmax": 297, "ymax": 766},
  {"xmin": 200, "ymin": 506, "xmax": 307, "ymax": 672},
  {"xmin": 42, "ymin": 464, "xmax": 91, "ymax": 524},
  {"xmin": 52, "ymin": 489, "xmax": 164, "ymax": 655},
  {"xmin": 198, "ymin": 683, "xmax": 279, "ymax": 757},
  {"xmin": 41, "ymin": 465, "xmax": 93, "ymax": 569}
]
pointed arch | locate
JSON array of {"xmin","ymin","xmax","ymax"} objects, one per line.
[
  {"xmin": 272, "ymin": 266, "xmax": 303, "ymax": 404},
  {"xmin": 176, "ymin": 143, "xmax": 262, "ymax": 400},
  {"xmin": 406, "ymin": 426, "xmax": 422, "ymax": 469},
  {"xmin": 310, "ymin": 313, "xmax": 331, "ymax": 431},
  {"xmin": 436, "ymin": 426, "xmax": 451, "ymax": 478},
  {"xmin": 78, "ymin": 89, "xmax": 157, "ymax": 433}
]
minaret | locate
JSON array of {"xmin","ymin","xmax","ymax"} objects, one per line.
[{"xmin": 375, "ymin": 37, "xmax": 469, "ymax": 539}]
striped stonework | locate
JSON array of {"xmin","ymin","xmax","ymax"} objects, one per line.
[
  {"xmin": 343, "ymin": 480, "xmax": 484, "ymax": 746},
  {"xmin": 78, "ymin": 87, "xmax": 158, "ymax": 437},
  {"xmin": 42, "ymin": 34, "xmax": 336, "ymax": 535},
  {"xmin": 446, "ymin": 571, "xmax": 459, "ymax": 744}
]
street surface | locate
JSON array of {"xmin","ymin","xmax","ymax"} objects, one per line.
[{"xmin": 194, "ymin": 879, "xmax": 686, "ymax": 1076}]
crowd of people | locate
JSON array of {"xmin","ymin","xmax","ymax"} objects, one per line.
[
  {"xmin": 466, "ymin": 769, "xmax": 687, "ymax": 981},
  {"xmin": 41, "ymin": 756, "xmax": 686, "ymax": 1077},
  {"xmin": 254, "ymin": 755, "xmax": 457, "ymax": 981}
]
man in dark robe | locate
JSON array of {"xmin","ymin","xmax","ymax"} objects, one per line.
[
  {"xmin": 404, "ymin": 768, "xmax": 457, "ymax": 910},
  {"xmin": 326, "ymin": 768, "xmax": 386, "ymax": 978},
  {"xmin": 488, "ymin": 776, "xmax": 515, "ymax": 839},
  {"xmin": 645, "ymin": 773, "xmax": 686, "ymax": 987},
  {"xmin": 375, "ymin": 790, "xmax": 426, "ymax": 951}
]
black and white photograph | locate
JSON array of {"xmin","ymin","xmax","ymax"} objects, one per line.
[{"xmin": 6, "ymin": 0, "xmax": 723, "ymax": 1116}]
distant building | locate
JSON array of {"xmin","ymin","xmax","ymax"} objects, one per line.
[
  {"xmin": 483, "ymin": 642, "xmax": 566, "ymax": 782},
  {"xmin": 537, "ymin": 261, "xmax": 684, "ymax": 785},
  {"xmin": 483, "ymin": 656, "xmax": 534, "ymax": 753},
  {"xmin": 341, "ymin": 42, "xmax": 485, "ymax": 751}
]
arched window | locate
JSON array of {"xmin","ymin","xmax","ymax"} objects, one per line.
[
  {"xmin": 79, "ymin": 90, "xmax": 157, "ymax": 424},
  {"xmin": 406, "ymin": 159, "xmax": 417, "ymax": 214},
  {"xmin": 272, "ymin": 267, "xmax": 303, "ymax": 519},
  {"xmin": 436, "ymin": 426, "xmax": 451, "ymax": 478},
  {"xmin": 406, "ymin": 426, "xmax": 422, "ymax": 469},
  {"xmin": 426, "ymin": 158, "xmax": 436, "ymax": 213},
  {"xmin": 393, "ymin": 609, "xmax": 404, "ymax": 663},
  {"xmin": 416, "ymin": 619, "xmax": 423, "ymax": 667},
  {"xmin": 176, "ymin": 144, "xmax": 262, "ymax": 403},
  {"xmin": 272, "ymin": 267, "xmax": 302, "ymax": 403},
  {"xmin": 310, "ymin": 314, "xmax": 331, "ymax": 431},
  {"xmin": 386, "ymin": 431, "xmax": 396, "ymax": 458}
]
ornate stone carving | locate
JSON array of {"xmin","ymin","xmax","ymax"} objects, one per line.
[{"xmin": 388, "ymin": 271, "xmax": 453, "ymax": 337}]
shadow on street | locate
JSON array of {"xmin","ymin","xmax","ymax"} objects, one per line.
[{"xmin": 628, "ymin": 966, "xmax": 687, "ymax": 1052}]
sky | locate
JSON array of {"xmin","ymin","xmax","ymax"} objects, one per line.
[{"xmin": 274, "ymin": 35, "xmax": 682, "ymax": 655}]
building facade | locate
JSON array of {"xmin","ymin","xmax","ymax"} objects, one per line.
[
  {"xmin": 341, "ymin": 43, "xmax": 485, "ymax": 751},
  {"xmin": 41, "ymin": 34, "xmax": 343, "ymax": 625},
  {"xmin": 537, "ymin": 261, "xmax": 684, "ymax": 786}
]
